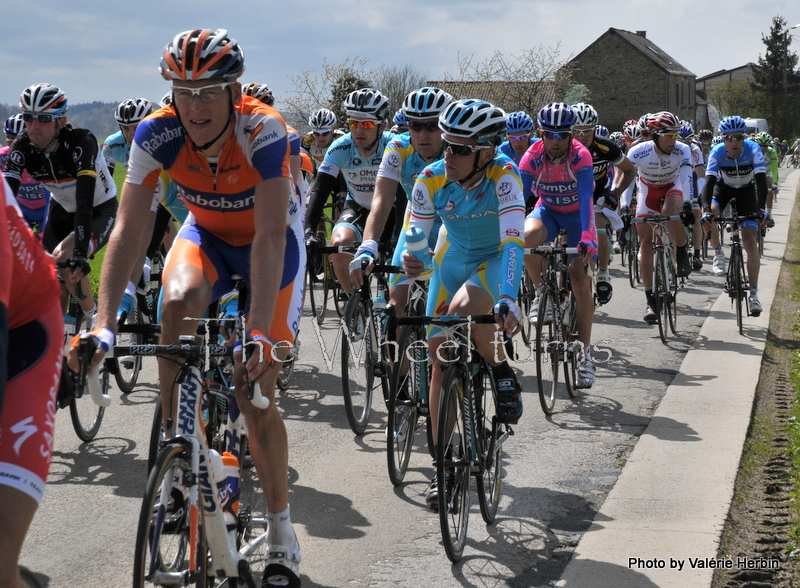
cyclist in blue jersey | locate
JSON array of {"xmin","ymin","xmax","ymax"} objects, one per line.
[
  {"xmin": 701, "ymin": 115, "xmax": 769, "ymax": 315},
  {"xmin": 349, "ymin": 87, "xmax": 452, "ymax": 317},
  {"xmin": 520, "ymin": 103, "xmax": 598, "ymax": 389},
  {"xmin": 305, "ymin": 89, "xmax": 395, "ymax": 297},
  {"xmin": 391, "ymin": 108, "xmax": 409, "ymax": 134},
  {"xmin": 402, "ymin": 99, "xmax": 525, "ymax": 508},
  {"xmin": 498, "ymin": 111, "xmax": 537, "ymax": 170}
]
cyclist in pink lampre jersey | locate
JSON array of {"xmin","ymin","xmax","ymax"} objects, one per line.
[
  {"xmin": 626, "ymin": 111, "xmax": 695, "ymax": 325},
  {"xmin": 1, "ymin": 114, "xmax": 51, "ymax": 236},
  {"xmin": 519, "ymin": 102, "xmax": 598, "ymax": 389}
]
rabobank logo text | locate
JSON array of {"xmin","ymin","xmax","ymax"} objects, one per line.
[{"xmin": 141, "ymin": 127, "xmax": 184, "ymax": 155}]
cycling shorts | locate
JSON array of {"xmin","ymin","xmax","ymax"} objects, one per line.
[
  {"xmin": 42, "ymin": 198, "xmax": 118, "ymax": 257},
  {"xmin": 425, "ymin": 243, "xmax": 507, "ymax": 339},
  {"xmin": 334, "ymin": 200, "xmax": 370, "ymax": 242},
  {"xmin": 527, "ymin": 206, "xmax": 598, "ymax": 261},
  {"xmin": 0, "ymin": 302, "xmax": 62, "ymax": 504},
  {"xmin": 17, "ymin": 199, "xmax": 49, "ymax": 233},
  {"xmin": 163, "ymin": 218, "xmax": 305, "ymax": 344},
  {"xmin": 635, "ymin": 180, "xmax": 682, "ymax": 218},
  {"xmin": 712, "ymin": 183, "xmax": 760, "ymax": 230}
]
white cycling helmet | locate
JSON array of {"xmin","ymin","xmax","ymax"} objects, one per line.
[
  {"xmin": 439, "ymin": 99, "xmax": 507, "ymax": 146},
  {"xmin": 309, "ymin": 108, "xmax": 337, "ymax": 132},
  {"xmin": 343, "ymin": 88, "xmax": 389, "ymax": 120},
  {"xmin": 20, "ymin": 83, "xmax": 68, "ymax": 115},
  {"xmin": 571, "ymin": 103, "xmax": 598, "ymax": 127},
  {"xmin": 115, "ymin": 98, "xmax": 155, "ymax": 125},
  {"xmin": 402, "ymin": 87, "xmax": 453, "ymax": 120}
]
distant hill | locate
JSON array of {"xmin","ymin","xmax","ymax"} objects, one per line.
[{"xmin": 0, "ymin": 101, "xmax": 118, "ymax": 142}]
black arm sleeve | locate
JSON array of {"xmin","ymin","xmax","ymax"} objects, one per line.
[
  {"xmin": 0, "ymin": 303, "xmax": 7, "ymax": 413},
  {"xmin": 390, "ymin": 182, "xmax": 407, "ymax": 250},
  {"xmin": 700, "ymin": 175, "xmax": 717, "ymax": 212},
  {"xmin": 304, "ymin": 171, "xmax": 340, "ymax": 233},
  {"xmin": 73, "ymin": 174, "xmax": 96, "ymax": 258},
  {"xmin": 754, "ymin": 172, "xmax": 768, "ymax": 210}
]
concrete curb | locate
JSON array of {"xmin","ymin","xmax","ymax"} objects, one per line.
[{"xmin": 557, "ymin": 170, "xmax": 798, "ymax": 587}]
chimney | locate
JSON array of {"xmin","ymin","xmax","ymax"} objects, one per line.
[{"xmin": 636, "ymin": 31, "xmax": 647, "ymax": 37}]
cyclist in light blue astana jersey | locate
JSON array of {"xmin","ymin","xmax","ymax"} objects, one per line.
[
  {"xmin": 304, "ymin": 89, "xmax": 395, "ymax": 297},
  {"xmin": 402, "ymin": 99, "xmax": 525, "ymax": 510},
  {"xmin": 349, "ymin": 86, "xmax": 452, "ymax": 319}
]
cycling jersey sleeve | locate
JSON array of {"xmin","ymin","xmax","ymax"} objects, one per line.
[
  {"xmin": 72, "ymin": 137, "xmax": 102, "ymax": 258},
  {"xmin": 576, "ymin": 164, "xmax": 595, "ymax": 232},
  {"xmin": 677, "ymin": 148, "xmax": 694, "ymax": 206},
  {"xmin": 700, "ymin": 175, "xmax": 717, "ymax": 212},
  {"xmin": 495, "ymin": 169, "xmax": 526, "ymax": 301},
  {"xmin": 2, "ymin": 137, "xmax": 25, "ymax": 197},
  {"xmin": 304, "ymin": 171, "xmax": 339, "ymax": 234},
  {"xmin": 755, "ymin": 173, "xmax": 768, "ymax": 210},
  {"xmin": 407, "ymin": 178, "xmax": 436, "ymax": 245}
]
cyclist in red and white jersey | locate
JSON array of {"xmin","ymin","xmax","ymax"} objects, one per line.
[
  {"xmin": 626, "ymin": 111, "xmax": 695, "ymax": 324},
  {"xmin": 0, "ymin": 177, "xmax": 62, "ymax": 588}
]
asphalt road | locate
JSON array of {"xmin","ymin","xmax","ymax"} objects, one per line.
[{"xmin": 20, "ymin": 212, "xmax": 768, "ymax": 587}]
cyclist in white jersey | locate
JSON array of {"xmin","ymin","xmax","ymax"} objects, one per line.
[{"xmin": 625, "ymin": 111, "xmax": 695, "ymax": 324}]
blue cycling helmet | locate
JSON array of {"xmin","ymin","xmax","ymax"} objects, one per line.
[
  {"xmin": 595, "ymin": 125, "xmax": 609, "ymax": 137},
  {"xmin": 718, "ymin": 115, "xmax": 747, "ymax": 134},
  {"xmin": 393, "ymin": 108, "xmax": 409, "ymax": 126},
  {"xmin": 4, "ymin": 114, "xmax": 25, "ymax": 140},
  {"xmin": 402, "ymin": 87, "xmax": 452, "ymax": 120},
  {"xmin": 506, "ymin": 111, "xmax": 534, "ymax": 133},
  {"xmin": 537, "ymin": 102, "xmax": 575, "ymax": 132},
  {"xmin": 678, "ymin": 120, "xmax": 694, "ymax": 140}
]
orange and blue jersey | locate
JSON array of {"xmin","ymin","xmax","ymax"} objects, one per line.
[{"xmin": 125, "ymin": 97, "xmax": 297, "ymax": 247}]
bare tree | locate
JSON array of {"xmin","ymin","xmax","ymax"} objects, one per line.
[
  {"xmin": 282, "ymin": 56, "xmax": 381, "ymax": 132},
  {"xmin": 439, "ymin": 44, "xmax": 575, "ymax": 115},
  {"xmin": 374, "ymin": 64, "xmax": 429, "ymax": 120}
]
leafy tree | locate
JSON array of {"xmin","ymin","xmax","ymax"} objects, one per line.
[
  {"xmin": 752, "ymin": 15, "xmax": 800, "ymax": 137},
  {"xmin": 329, "ymin": 69, "xmax": 373, "ymax": 129},
  {"xmin": 707, "ymin": 80, "xmax": 760, "ymax": 120}
]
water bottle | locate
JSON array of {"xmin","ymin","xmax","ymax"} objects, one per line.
[
  {"xmin": 405, "ymin": 227, "xmax": 433, "ymax": 281},
  {"xmin": 201, "ymin": 394, "xmax": 210, "ymax": 429},
  {"xmin": 208, "ymin": 449, "xmax": 228, "ymax": 507},
  {"xmin": 63, "ymin": 315, "xmax": 77, "ymax": 354},
  {"xmin": 222, "ymin": 452, "xmax": 240, "ymax": 529}
]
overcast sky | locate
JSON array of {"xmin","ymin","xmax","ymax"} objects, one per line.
[{"xmin": 2, "ymin": 1, "xmax": 798, "ymax": 116}]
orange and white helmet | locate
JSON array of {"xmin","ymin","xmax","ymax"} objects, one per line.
[{"xmin": 160, "ymin": 29, "xmax": 245, "ymax": 82}]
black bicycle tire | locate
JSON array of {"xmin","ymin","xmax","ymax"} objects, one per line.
[
  {"xmin": 518, "ymin": 268, "xmax": 534, "ymax": 347},
  {"xmin": 114, "ymin": 308, "xmax": 143, "ymax": 393},
  {"xmin": 565, "ymin": 293, "xmax": 580, "ymax": 399},
  {"xmin": 386, "ymin": 324, "xmax": 422, "ymax": 486},
  {"xmin": 437, "ymin": 364, "xmax": 471, "ymax": 563},
  {"xmin": 340, "ymin": 294, "xmax": 373, "ymax": 435},
  {"xmin": 474, "ymin": 363, "xmax": 501, "ymax": 524},
  {"xmin": 69, "ymin": 363, "xmax": 107, "ymax": 442},
  {"xmin": 133, "ymin": 442, "xmax": 208, "ymax": 588},
  {"xmin": 654, "ymin": 249, "xmax": 668, "ymax": 344},
  {"xmin": 535, "ymin": 285, "xmax": 559, "ymax": 415}
]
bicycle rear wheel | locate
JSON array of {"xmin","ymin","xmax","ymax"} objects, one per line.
[
  {"xmin": 729, "ymin": 245, "xmax": 746, "ymax": 334},
  {"xmin": 69, "ymin": 363, "xmax": 108, "ymax": 442},
  {"xmin": 133, "ymin": 442, "xmax": 208, "ymax": 588},
  {"xmin": 562, "ymin": 293, "xmax": 580, "ymax": 399},
  {"xmin": 437, "ymin": 364, "xmax": 471, "ymax": 563},
  {"xmin": 474, "ymin": 364, "xmax": 502, "ymax": 524},
  {"xmin": 667, "ymin": 256, "xmax": 678, "ymax": 335},
  {"xmin": 341, "ymin": 294, "xmax": 374, "ymax": 435},
  {"xmin": 627, "ymin": 228, "xmax": 640, "ymax": 287},
  {"xmin": 535, "ymin": 285, "xmax": 559, "ymax": 415},
  {"xmin": 306, "ymin": 265, "xmax": 328, "ymax": 325},
  {"xmin": 386, "ymin": 324, "xmax": 424, "ymax": 485}
]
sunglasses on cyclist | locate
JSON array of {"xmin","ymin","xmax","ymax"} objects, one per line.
[
  {"xmin": 22, "ymin": 112, "xmax": 62, "ymax": 123},
  {"xmin": 442, "ymin": 139, "xmax": 493, "ymax": 157},
  {"xmin": 172, "ymin": 82, "xmax": 232, "ymax": 104},
  {"xmin": 313, "ymin": 130, "xmax": 332, "ymax": 137},
  {"xmin": 658, "ymin": 133, "xmax": 680, "ymax": 140},
  {"xmin": 723, "ymin": 134, "xmax": 745, "ymax": 142},
  {"xmin": 571, "ymin": 128, "xmax": 594, "ymax": 137},
  {"xmin": 508, "ymin": 134, "xmax": 530, "ymax": 142},
  {"xmin": 541, "ymin": 130, "xmax": 571, "ymax": 140},
  {"xmin": 699, "ymin": 142, "xmax": 712, "ymax": 146},
  {"xmin": 408, "ymin": 120, "xmax": 439, "ymax": 133},
  {"xmin": 348, "ymin": 119, "xmax": 377, "ymax": 129}
]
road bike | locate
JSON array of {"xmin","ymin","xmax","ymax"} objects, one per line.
[
  {"xmin": 123, "ymin": 320, "xmax": 271, "ymax": 587},
  {"xmin": 632, "ymin": 215, "xmax": 683, "ymax": 343},
  {"xmin": 526, "ymin": 243, "xmax": 583, "ymax": 415},
  {"xmin": 715, "ymin": 209, "xmax": 762, "ymax": 334},
  {"xmin": 340, "ymin": 258, "xmax": 400, "ymax": 435}
]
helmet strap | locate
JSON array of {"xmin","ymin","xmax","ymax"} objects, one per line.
[{"xmin": 457, "ymin": 151, "xmax": 490, "ymax": 190}]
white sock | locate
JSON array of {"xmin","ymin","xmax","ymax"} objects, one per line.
[
  {"xmin": 267, "ymin": 505, "xmax": 296, "ymax": 547},
  {"xmin": 125, "ymin": 281, "xmax": 136, "ymax": 299}
]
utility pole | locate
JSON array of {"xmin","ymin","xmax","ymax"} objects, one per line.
[{"xmin": 785, "ymin": 24, "xmax": 800, "ymax": 101}]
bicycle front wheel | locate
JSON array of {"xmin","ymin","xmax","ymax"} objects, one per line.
[
  {"xmin": 276, "ymin": 352, "xmax": 295, "ymax": 391},
  {"xmin": 627, "ymin": 228, "xmax": 640, "ymax": 287},
  {"xmin": 654, "ymin": 250, "xmax": 668, "ymax": 343},
  {"xmin": 437, "ymin": 364, "xmax": 471, "ymax": 563},
  {"xmin": 474, "ymin": 364, "xmax": 502, "ymax": 524},
  {"xmin": 69, "ymin": 363, "xmax": 108, "ymax": 442},
  {"xmin": 236, "ymin": 434, "xmax": 268, "ymax": 582},
  {"xmin": 518, "ymin": 268, "xmax": 535, "ymax": 346},
  {"xmin": 306, "ymin": 264, "xmax": 328, "ymax": 325},
  {"xmin": 562, "ymin": 294, "xmax": 580, "ymax": 399},
  {"xmin": 341, "ymin": 294, "xmax": 374, "ymax": 435},
  {"xmin": 386, "ymin": 324, "xmax": 425, "ymax": 485},
  {"xmin": 730, "ymin": 245, "xmax": 746, "ymax": 334},
  {"xmin": 133, "ymin": 442, "xmax": 208, "ymax": 588},
  {"xmin": 535, "ymin": 286, "xmax": 559, "ymax": 415},
  {"xmin": 667, "ymin": 257, "xmax": 678, "ymax": 335}
]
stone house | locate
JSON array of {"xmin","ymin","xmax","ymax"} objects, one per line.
[{"xmin": 567, "ymin": 28, "xmax": 696, "ymax": 132}]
